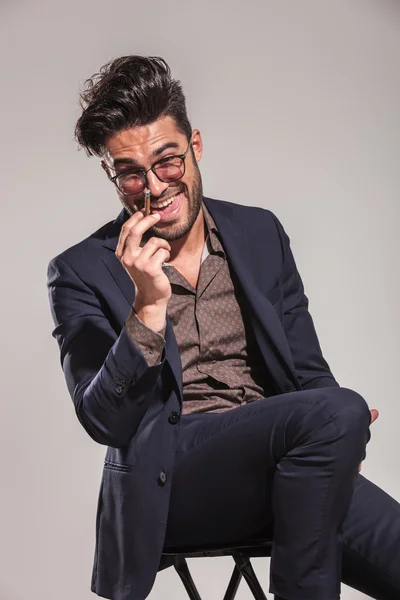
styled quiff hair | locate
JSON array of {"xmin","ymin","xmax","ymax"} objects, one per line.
[{"xmin": 74, "ymin": 55, "xmax": 192, "ymax": 156}]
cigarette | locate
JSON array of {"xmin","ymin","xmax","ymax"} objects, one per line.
[{"xmin": 144, "ymin": 190, "xmax": 151, "ymax": 217}]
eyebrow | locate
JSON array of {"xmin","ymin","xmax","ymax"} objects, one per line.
[{"xmin": 112, "ymin": 141, "xmax": 181, "ymax": 169}]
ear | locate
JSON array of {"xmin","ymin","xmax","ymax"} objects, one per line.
[
  {"xmin": 101, "ymin": 160, "xmax": 111, "ymax": 178},
  {"xmin": 191, "ymin": 129, "xmax": 203, "ymax": 163}
]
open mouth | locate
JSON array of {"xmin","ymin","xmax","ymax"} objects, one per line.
[
  {"xmin": 148, "ymin": 191, "xmax": 183, "ymax": 219},
  {"xmin": 150, "ymin": 193, "xmax": 179, "ymax": 210}
]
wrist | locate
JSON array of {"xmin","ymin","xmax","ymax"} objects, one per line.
[{"xmin": 133, "ymin": 300, "xmax": 168, "ymax": 332}]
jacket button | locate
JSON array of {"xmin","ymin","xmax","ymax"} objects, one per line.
[
  {"xmin": 115, "ymin": 380, "xmax": 126, "ymax": 395},
  {"xmin": 168, "ymin": 411, "xmax": 180, "ymax": 425},
  {"xmin": 158, "ymin": 471, "xmax": 167, "ymax": 486}
]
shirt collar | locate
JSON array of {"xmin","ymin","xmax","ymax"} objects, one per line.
[
  {"xmin": 163, "ymin": 201, "xmax": 225, "ymax": 269},
  {"xmin": 201, "ymin": 202, "xmax": 225, "ymax": 256}
]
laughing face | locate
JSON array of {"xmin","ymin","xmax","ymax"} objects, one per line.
[{"xmin": 102, "ymin": 116, "xmax": 204, "ymax": 242}]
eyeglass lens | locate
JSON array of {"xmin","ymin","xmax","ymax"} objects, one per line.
[{"xmin": 116, "ymin": 156, "xmax": 184, "ymax": 195}]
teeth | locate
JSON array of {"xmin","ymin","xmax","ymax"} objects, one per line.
[{"xmin": 151, "ymin": 194, "xmax": 177, "ymax": 209}]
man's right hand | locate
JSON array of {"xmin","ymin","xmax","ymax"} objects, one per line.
[{"xmin": 115, "ymin": 210, "xmax": 171, "ymax": 331}]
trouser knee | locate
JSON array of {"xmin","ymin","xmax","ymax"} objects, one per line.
[
  {"xmin": 320, "ymin": 387, "xmax": 371, "ymax": 456},
  {"xmin": 325, "ymin": 387, "xmax": 370, "ymax": 430}
]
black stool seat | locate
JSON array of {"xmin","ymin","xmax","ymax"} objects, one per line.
[{"xmin": 162, "ymin": 535, "xmax": 273, "ymax": 600}]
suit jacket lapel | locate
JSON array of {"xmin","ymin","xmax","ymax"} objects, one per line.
[
  {"xmin": 102, "ymin": 208, "xmax": 136, "ymax": 305},
  {"xmin": 203, "ymin": 198, "xmax": 300, "ymax": 392}
]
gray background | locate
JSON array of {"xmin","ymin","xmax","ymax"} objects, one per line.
[{"xmin": 1, "ymin": 0, "xmax": 399, "ymax": 598}]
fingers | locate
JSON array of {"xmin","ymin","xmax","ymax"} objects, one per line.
[
  {"xmin": 120, "ymin": 235, "xmax": 170, "ymax": 271},
  {"xmin": 115, "ymin": 211, "xmax": 160, "ymax": 260},
  {"xmin": 370, "ymin": 409, "xmax": 379, "ymax": 424},
  {"xmin": 146, "ymin": 247, "xmax": 171, "ymax": 274},
  {"xmin": 138, "ymin": 237, "xmax": 171, "ymax": 264},
  {"xmin": 135, "ymin": 240, "xmax": 171, "ymax": 277},
  {"xmin": 116, "ymin": 211, "xmax": 143, "ymax": 260},
  {"xmin": 359, "ymin": 410, "xmax": 379, "ymax": 475},
  {"xmin": 359, "ymin": 410, "xmax": 380, "ymax": 474}
]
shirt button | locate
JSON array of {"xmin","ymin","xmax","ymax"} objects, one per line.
[
  {"xmin": 168, "ymin": 411, "xmax": 180, "ymax": 425},
  {"xmin": 158, "ymin": 471, "xmax": 167, "ymax": 486}
]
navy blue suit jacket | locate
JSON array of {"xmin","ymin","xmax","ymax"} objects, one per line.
[{"xmin": 47, "ymin": 197, "xmax": 339, "ymax": 600}]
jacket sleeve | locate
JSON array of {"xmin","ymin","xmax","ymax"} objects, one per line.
[
  {"xmin": 47, "ymin": 256, "xmax": 167, "ymax": 448},
  {"xmin": 271, "ymin": 213, "xmax": 340, "ymax": 390}
]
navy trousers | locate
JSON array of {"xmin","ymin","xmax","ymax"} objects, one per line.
[{"xmin": 164, "ymin": 387, "xmax": 400, "ymax": 600}]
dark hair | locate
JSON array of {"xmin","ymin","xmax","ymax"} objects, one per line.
[{"xmin": 74, "ymin": 55, "xmax": 192, "ymax": 156}]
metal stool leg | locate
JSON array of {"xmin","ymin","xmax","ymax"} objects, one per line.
[
  {"xmin": 233, "ymin": 552, "xmax": 268, "ymax": 600},
  {"xmin": 223, "ymin": 564, "xmax": 242, "ymax": 600},
  {"xmin": 173, "ymin": 556, "xmax": 203, "ymax": 600}
]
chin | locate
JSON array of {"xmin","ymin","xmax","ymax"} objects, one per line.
[{"xmin": 153, "ymin": 224, "xmax": 190, "ymax": 242}]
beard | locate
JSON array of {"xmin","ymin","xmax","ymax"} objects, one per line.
[
  {"xmin": 152, "ymin": 165, "xmax": 203, "ymax": 242},
  {"xmin": 121, "ymin": 161, "xmax": 204, "ymax": 243}
]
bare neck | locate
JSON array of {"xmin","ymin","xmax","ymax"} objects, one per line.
[{"xmin": 168, "ymin": 208, "xmax": 206, "ymax": 263}]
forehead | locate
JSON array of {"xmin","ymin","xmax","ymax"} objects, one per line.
[{"xmin": 103, "ymin": 115, "xmax": 185, "ymax": 165}]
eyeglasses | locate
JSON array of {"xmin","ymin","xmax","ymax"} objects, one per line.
[{"xmin": 109, "ymin": 140, "xmax": 192, "ymax": 196}]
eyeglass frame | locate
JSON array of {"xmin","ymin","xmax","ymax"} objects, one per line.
[{"xmin": 108, "ymin": 139, "xmax": 192, "ymax": 196}]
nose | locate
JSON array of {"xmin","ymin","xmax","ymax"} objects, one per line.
[{"xmin": 145, "ymin": 169, "xmax": 170, "ymax": 198}]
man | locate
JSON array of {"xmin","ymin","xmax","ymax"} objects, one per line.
[{"xmin": 47, "ymin": 55, "xmax": 400, "ymax": 600}]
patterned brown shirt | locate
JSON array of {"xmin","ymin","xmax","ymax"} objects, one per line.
[{"xmin": 125, "ymin": 203, "xmax": 270, "ymax": 414}]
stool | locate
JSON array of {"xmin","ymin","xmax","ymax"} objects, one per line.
[{"xmin": 162, "ymin": 536, "xmax": 273, "ymax": 600}]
